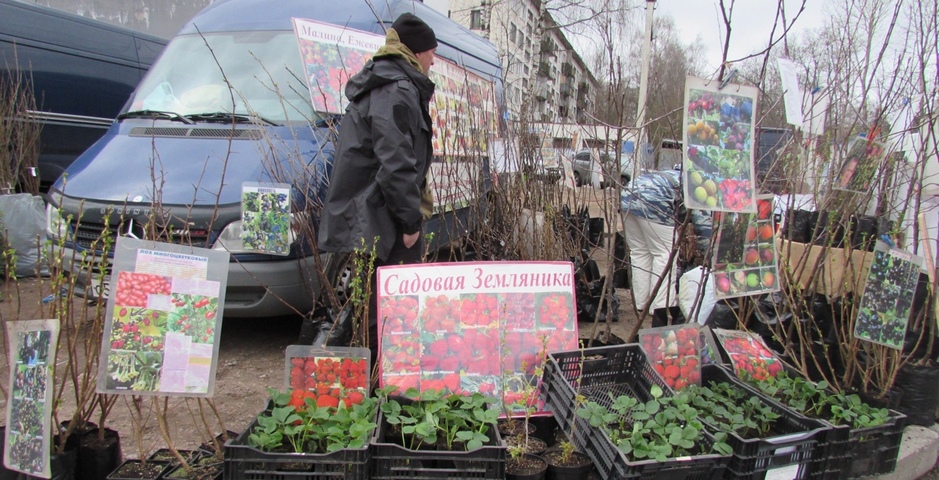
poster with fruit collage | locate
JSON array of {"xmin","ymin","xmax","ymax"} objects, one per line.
[
  {"xmin": 682, "ymin": 76, "xmax": 759, "ymax": 213},
  {"xmin": 97, "ymin": 237, "xmax": 230, "ymax": 396},
  {"xmin": 292, "ymin": 18, "xmax": 498, "ymax": 216},
  {"xmin": 284, "ymin": 346, "xmax": 370, "ymax": 409},
  {"xmin": 711, "ymin": 196, "xmax": 780, "ymax": 299},
  {"xmin": 713, "ymin": 329, "xmax": 783, "ymax": 381},
  {"xmin": 377, "ymin": 262, "xmax": 578, "ymax": 413}
]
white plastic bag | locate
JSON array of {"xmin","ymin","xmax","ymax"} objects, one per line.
[{"xmin": 679, "ymin": 266, "xmax": 715, "ymax": 324}]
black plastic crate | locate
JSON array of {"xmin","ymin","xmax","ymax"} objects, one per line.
[
  {"xmin": 223, "ymin": 417, "xmax": 369, "ymax": 480},
  {"xmin": 730, "ymin": 365, "xmax": 906, "ymax": 480},
  {"xmin": 541, "ymin": 345, "xmax": 728, "ymax": 479},
  {"xmin": 369, "ymin": 409, "xmax": 505, "ymax": 479},
  {"xmin": 700, "ymin": 365, "xmax": 830, "ymax": 480}
]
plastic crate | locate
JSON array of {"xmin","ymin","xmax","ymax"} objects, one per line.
[
  {"xmin": 700, "ymin": 365, "xmax": 831, "ymax": 480},
  {"xmin": 540, "ymin": 345, "xmax": 728, "ymax": 479},
  {"xmin": 223, "ymin": 417, "xmax": 369, "ymax": 480},
  {"xmin": 369, "ymin": 409, "xmax": 505, "ymax": 479}
]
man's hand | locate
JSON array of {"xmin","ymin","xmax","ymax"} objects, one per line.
[{"xmin": 403, "ymin": 232, "xmax": 420, "ymax": 249}]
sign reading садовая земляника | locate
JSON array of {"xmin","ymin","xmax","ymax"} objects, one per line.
[
  {"xmin": 3, "ymin": 319, "xmax": 59, "ymax": 478},
  {"xmin": 96, "ymin": 236, "xmax": 230, "ymax": 396}
]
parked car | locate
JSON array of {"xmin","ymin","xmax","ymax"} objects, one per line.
[
  {"xmin": 0, "ymin": 0, "xmax": 166, "ymax": 191},
  {"xmin": 45, "ymin": 0, "xmax": 504, "ymax": 317},
  {"xmin": 571, "ymin": 149, "xmax": 631, "ymax": 188}
]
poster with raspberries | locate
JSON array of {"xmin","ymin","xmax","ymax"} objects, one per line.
[
  {"xmin": 97, "ymin": 237, "xmax": 230, "ymax": 396},
  {"xmin": 377, "ymin": 262, "xmax": 577, "ymax": 414},
  {"xmin": 284, "ymin": 346, "xmax": 370, "ymax": 409},
  {"xmin": 639, "ymin": 325, "xmax": 703, "ymax": 390},
  {"xmin": 682, "ymin": 75, "xmax": 759, "ymax": 213},
  {"xmin": 713, "ymin": 328, "xmax": 783, "ymax": 381},
  {"xmin": 711, "ymin": 195, "xmax": 780, "ymax": 299}
]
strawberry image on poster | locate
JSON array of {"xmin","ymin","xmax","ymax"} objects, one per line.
[
  {"xmin": 719, "ymin": 334, "xmax": 782, "ymax": 381},
  {"xmin": 379, "ymin": 295, "xmax": 421, "ymax": 375},
  {"xmin": 460, "ymin": 293, "xmax": 501, "ymax": 327},
  {"xmin": 640, "ymin": 325, "xmax": 703, "ymax": 390},
  {"xmin": 288, "ymin": 356, "xmax": 369, "ymax": 405},
  {"xmin": 535, "ymin": 292, "xmax": 574, "ymax": 331},
  {"xmin": 421, "ymin": 294, "xmax": 461, "ymax": 333}
]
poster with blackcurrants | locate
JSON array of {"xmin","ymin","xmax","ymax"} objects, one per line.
[
  {"xmin": 682, "ymin": 76, "xmax": 758, "ymax": 213},
  {"xmin": 240, "ymin": 182, "xmax": 291, "ymax": 256},
  {"xmin": 853, "ymin": 242, "xmax": 923, "ymax": 349},
  {"xmin": 376, "ymin": 262, "xmax": 578, "ymax": 414},
  {"xmin": 96, "ymin": 237, "xmax": 230, "ymax": 396},
  {"xmin": 711, "ymin": 196, "xmax": 780, "ymax": 299},
  {"xmin": 3, "ymin": 319, "xmax": 58, "ymax": 478}
]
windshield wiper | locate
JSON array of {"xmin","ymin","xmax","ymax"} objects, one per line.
[
  {"xmin": 117, "ymin": 110, "xmax": 194, "ymax": 124},
  {"xmin": 185, "ymin": 112, "xmax": 279, "ymax": 126}
]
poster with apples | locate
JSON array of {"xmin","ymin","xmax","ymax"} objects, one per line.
[
  {"xmin": 853, "ymin": 242, "xmax": 923, "ymax": 349},
  {"xmin": 97, "ymin": 237, "xmax": 230, "ymax": 396},
  {"xmin": 682, "ymin": 76, "xmax": 759, "ymax": 213},
  {"xmin": 712, "ymin": 196, "xmax": 780, "ymax": 299},
  {"xmin": 377, "ymin": 262, "xmax": 577, "ymax": 414},
  {"xmin": 639, "ymin": 325, "xmax": 703, "ymax": 390},
  {"xmin": 713, "ymin": 329, "xmax": 783, "ymax": 381},
  {"xmin": 3, "ymin": 319, "xmax": 58, "ymax": 478}
]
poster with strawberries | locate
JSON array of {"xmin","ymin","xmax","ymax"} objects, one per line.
[
  {"xmin": 4, "ymin": 319, "xmax": 58, "ymax": 478},
  {"xmin": 377, "ymin": 262, "xmax": 577, "ymax": 414},
  {"xmin": 682, "ymin": 76, "xmax": 759, "ymax": 213},
  {"xmin": 284, "ymin": 346, "xmax": 370, "ymax": 409},
  {"xmin": 639, "ymin": 325, "xmax": 703, "ymax": 390},
  {"xmin": 97, "ymin": 237, "xmax": 230, "ymax": 396},
  {"xmin": 711, "ymin": 195, "xmax": 780, "ymax": 299},
  {"xmin": 291, "ymin": 18, "xmax": 497, "ymax": 216},
  {"xmin": 713, "ymin": 328, "xmax": 783, "ymax": 381}
]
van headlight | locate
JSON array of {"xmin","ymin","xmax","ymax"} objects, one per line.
[
  {"xmin": 46, "ymin": 204, "xmax": 73, "ymax": 241},
  {"xmin": 213, "ymin": 217, "xmax": 298, "ymax": 254}
]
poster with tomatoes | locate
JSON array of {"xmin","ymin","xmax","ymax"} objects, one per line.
[
  {"xmin": 4, "ymin": 319, "xmax": 58, "ymax": 478},
  {"xmin": 284, "ymin": 346, "xmax": 370, "ymax": 409},
  {"xmin": 711, "ymin": 195, "xmax": 780, "ymax": 299},
  {"xmin": 97, "ymin": 237, "xmax": 230, "ymax": 396},
  {"xmin": 377, "ymin": 262, "xmax": 577, "ymax": 414},
  {"xmin": 639, "ymin": 325, "xmax": 703, "ymax": 390},
  {"xmin": 292, "ymin": 18, "xmax": 497, "ymax": 216},
  {"xmin": 682, "ymin": 76, "xmax": 758, "ymax": 213},
  {"xmin": 713, "ymin": 328, "xmax": 783, "ymax": 381}
]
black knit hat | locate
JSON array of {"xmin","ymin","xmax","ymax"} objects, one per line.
[{"xmin": 391, "ymin": 12, "xmax": 438, "ymax": 54}]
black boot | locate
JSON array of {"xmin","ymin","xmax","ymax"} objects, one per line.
[{"xmin": 652, "ymin": 308, "xmax": 669, "ymax": 328}]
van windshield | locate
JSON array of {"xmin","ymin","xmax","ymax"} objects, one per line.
[{"xmin": 126, "ymin": 31, "xmax": 319, "ymax": 124}]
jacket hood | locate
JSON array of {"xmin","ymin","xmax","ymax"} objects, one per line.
[{"xmin": 344, "ymin": 30, "xmax": 435, "ymax": 104}]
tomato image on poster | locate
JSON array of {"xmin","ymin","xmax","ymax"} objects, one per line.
[
  {"xmin": 377, "ymin": 262, "xmax": 577, "ymax": 413},
  {"xmin": 682, "ymin": 76, "xmax": 759, "ymax": 213}
]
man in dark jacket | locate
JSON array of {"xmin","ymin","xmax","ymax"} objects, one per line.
[{"xmin": 314, "ymin": 13, "xmax": 437, "ymax": 356}]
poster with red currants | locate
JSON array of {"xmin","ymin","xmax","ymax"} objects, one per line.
[
  {"xmin": 377, "ymin": 262, "xmax": 577, "ymax": 414},
  {"xmin": 96, "ymin": 237, "xmax": 230, "ymax": 396},
  {"xmin": 4, "ymin": 319, "xmax": 59, "ymax": 478},
  {"xmin": 682, "ymin": 76, "xmax": 759, "ymax": 213},
  {"xmin": 712, "ymin": 328, "xmax": 783, "ymax": 381},
  {"xmin": 711, "ymin": 195, "xmax": 781, "ymax": 299}
]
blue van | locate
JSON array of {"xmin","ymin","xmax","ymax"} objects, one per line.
[
  {"xmin": 45, "ymin": 0, "xmax": 503, "ymax": 318},
  {"xmin": 0, "ymin": 0, "xmax": 166, "ymax": 191}
]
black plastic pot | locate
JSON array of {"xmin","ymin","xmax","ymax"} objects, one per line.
[
  {"xmin": 506, "ymin": 454, "xmax": 547, "ymax": 480},
  {"xmin": 894, "ymin": 361, "xmax": 939, "ymax": 426},
  {"xmin": 105, "ymin": 460, "xmax": 168, "ymax": 480},
  {"xmin": 541, "ymin": 449, "xmax": 592, "ymax": 480},
  {"xmin": 78, "ymin": 428, "xmax": 121, "ymax": 480}
]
